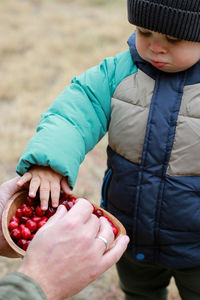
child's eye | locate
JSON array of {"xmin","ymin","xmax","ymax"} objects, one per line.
[
  {"xmin": 166, "ymin": 35, "xmax": 181, "ymax": 43},
  {"xmin": 138, "ymin": 28, "xmax": 151, "ymax": 37}
]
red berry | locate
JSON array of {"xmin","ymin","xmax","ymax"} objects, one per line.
[
  {"xmin": 30, "ymin": 234, "xmax": 35, "ymax": 240},
  {"xmin": 21, "ymin": 227, "xmax": 31, "ymax": 239},
  {"xmin": 38, "ymin": 219, "xmax": 47, "ymax": 228},
  {"xmin": 16, "ymin": 208, "xmax": 23, "ymax": 218},
  {"xmin": 20, "ymin": 203, "xmax": 27, "ymax": 209},
  {"xmin": 22, "ymin": 240, "xmax": 30, "ymax": 251},
  {"xmin": 35, "ymin": 206, "xmax": 45, "ymax": 217},
  {"xmin": 17, "ymin": 239, "xmax": 28, "ymax": 249},
  {"xmin": 69, "ymin": 196, "xmax": 77, "ymax": 204},
  {"xmin": 10, "ymin": 216, "xmax": 20, "ymax": 224},
  {"xmin": 103, "ymin": 216, "xmax": 113, "ymax": 224},
  {"xmin": 59, "ymin": 193, "xmax": 69, "ymax": 202},
  {"xmin": 23, "ymin": 206, "xmax": 33, "ymax": 217},
  {"xmin": 94, "ymin": 209, "xmax": 104, "ymax": 218},
  {"xmin": 32, "ymin": 216, "xmax": 42, "ymax": 223},
  {"xmin": 112, "ymin": 225, "xmax": 118, "ymax": 236},
  {"xmin": 45, "ymin": 207, "xmax": 56, "ymax": 218},
  {"xmin": 10, "ymin": 228, "xmax": 21, "ymax": 240},
  {"xmin": 20, "ymin": 216, "xmax": 30, "ymax": 224},
  {"xmin": 91, "ymin": 204, "xmax": 95, "ymax": 213},
  {"xmin": 8, "ymin": 221, "xmax": 18, "ymax": 231},
  {"xmin": 25, "ymin": 196, "xmax": 36, "ymax": 207},
  {"xmin": 66, "ymin": 201, "xmax": 74, "ymax": 210},
  {"xmin": 19, "ymin": 224, "xmax": 26, "ymax": 231},
  {"xmin": 59, "ymin": 199, "xmax": 68, "ymax": 206},
  {"xmin": 26, "ymin": 220, "xmax": 37, "ymax": 232}
]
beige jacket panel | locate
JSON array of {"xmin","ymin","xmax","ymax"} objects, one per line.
[{"xmin": 109, "ymin": 70, "xmax": 155, "ymax": 163}]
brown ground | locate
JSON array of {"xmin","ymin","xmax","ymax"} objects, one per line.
[{"xmin": 0, "ymin": 0, "xmax": 181, "ymax": 299}]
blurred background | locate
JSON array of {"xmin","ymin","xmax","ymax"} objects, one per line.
[{"xmin": 0, "ymin": 0, "xmax": 180, "ymax": 298}]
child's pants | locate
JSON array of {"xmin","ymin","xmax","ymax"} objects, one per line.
[{"xmin": 116, "ymin": 252, "xmax": 200, "ymax": 300}]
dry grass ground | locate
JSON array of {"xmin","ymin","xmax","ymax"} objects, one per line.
[{"xmin": 0, "ymin": 0, "xmax": 180, "ymax": 299}]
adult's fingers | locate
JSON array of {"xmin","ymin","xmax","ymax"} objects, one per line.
[
  {"xmin": 97, "ymin": 235, "xmax": 129, "ymax": 275},
  {"xmin": 82, "ymin": 213, "xmax": 100, "ymax": 239},
  {"xmin": 4, "ymin": 176, "xmax": 21, "ymax": 195},
  {"xmin": 40, "ymin": 205, "xmax": 67, "ymax": 228},
  {"xmin": 95, "ymin": 217, "xmax": 115, "ymax": 253},
  {"xmin": 64, "ymin": 198, "xmax": 93, "ymax": 223}
]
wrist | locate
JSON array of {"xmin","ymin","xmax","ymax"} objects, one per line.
[{"xmin": 18, "ymin": 265, "xmax": 59, "ymax": 300}]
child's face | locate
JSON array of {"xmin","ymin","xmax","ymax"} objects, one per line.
[{"xmin": 135, "ymin": 27, "xmax": 200, "ymax": 73}]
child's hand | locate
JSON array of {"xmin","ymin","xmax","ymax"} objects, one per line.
[{"xmin": 17, "ymin": 166, "xmax": 72, "ymax": 210}]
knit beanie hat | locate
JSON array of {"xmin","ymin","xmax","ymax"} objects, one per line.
[{"xmin": 127, "ymin": 0, "xmax": 200, "ymax": 42}]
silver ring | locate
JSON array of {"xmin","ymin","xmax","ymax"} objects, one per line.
[{"xmin": 96, "ymin": 235, "xmax": 108, "ymax": 249}]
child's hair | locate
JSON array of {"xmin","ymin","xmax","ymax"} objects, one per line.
[{"xmin": 127, "ymin": 0, "xmax": 200, "ymax": 42}]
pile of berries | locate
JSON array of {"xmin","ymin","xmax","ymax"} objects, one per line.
[{"xmin": 8, "ymin": 194, "xmax": 118, "ymax": 251}]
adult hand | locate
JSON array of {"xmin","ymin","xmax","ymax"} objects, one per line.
[
  {"xmin": 0, "ymin": 177, "xmax": 21, "ymax": 257},
  {"xmin": 18, "ymin": 198, "xmax": 129, "ymax": 300}
]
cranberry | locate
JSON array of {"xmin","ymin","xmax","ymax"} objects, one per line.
[
  {"xmin": 103, "ymin": 216, "xmax": 113, "ymax": 224},
  {"xmin": 59, "ymin": 193, "xmax": 69, "ymax": 202},
  {"xmin": 94, "ymin": 209, "xmax": 104, "ymax": 218},
  {"xmin": 91, "ymin": 204, "xmax": 95, "ymax": 213},
  {"xmin": 32, "ymin": 216, "xmax": 42, "ymax": 223},
  {"xmin": 22, "ymin": 240, "xmax": 30, "ymax": 251},
  {"xmin": 20, "ymin": 216, "xmax": 30, "ymax": 224},
  {"xmin": 23, "ymin": 206, "xmax": 33, "ymax": 217},
  {"xmin": 30, "ymin": 234, "xmax": 35, "ymax": 240},
  {"xmin": 66, "ymin": 201, "xmax": 74, "ymax": 210},
  {"xmin": 19, "ymin": 224, "xmax": 26, "ymax": 231},
  {"xmin": 45, "ymin": 207, "xmax": 56, "ymax": 218},
  {"xmin": 8, "ymin": 221, "xmax": 19, "ymax": 231},
  {"xmin": 69, "ymin": 196, "xmax": 76, "ymax": 204},
  {"xmin": 17, "ymin": 239, "xmax": 28, "ymax": 249},
  {"xmin": 21, "ymin": 227, "xmax": 31, "ymax": 239},
  {"xmin": 20, "ymin": 203, "xmax": 27, "ymax": 209},
  {"xmin": 59, "ymin": 199, "xmax": 68, "ymax": 206},
  {"xmin": 26, "ymin": 220, "xmax": 37, "ymax": 232},
  {"xmin": 10, "ymin": 228, "xmax": 21, "ymax": 240},
  {"xmin": 10, "ymin": 216, "xmax": 20, "ymax": 224},
  {"xmin": 112, "ymin": 225, "xmax": 118, "ymax": 236},
  {"xmin": 38, "ymin": 219, "xmax": 47, "ymax": 228},
  {"xmin": 16, "ymin": 208, "xmax": 23, "ymax": 218},
  {"xmin": 25, "ymin": 196, "xmax": 36, "ymax": 207},
  {"xmin": 35, "ymin": 206, "xmax": 45, "ymax": 217}
]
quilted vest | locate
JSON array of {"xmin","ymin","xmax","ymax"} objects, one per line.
[{"xmin": 101, "ymin": 33, "xmax": 200, "ymax": 268}]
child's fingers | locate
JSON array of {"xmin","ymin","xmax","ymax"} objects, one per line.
[
  {"xmin": 50, "ymin": 181, "xmax": 60, "ymax": 208},
  {"xmin": 39, "ymin": 180, "xmax": 50, "ymax": 210},
  {"xmin": 29, "ymin": 176, "xmax": 41, "ymax": 198},
  {"xmin": 17, "ymin": 173, "xmax": 32, "ymax": 187},
  {"xmin": 61, "ymin": 178, "xmax": 73, "ymax": 196}
]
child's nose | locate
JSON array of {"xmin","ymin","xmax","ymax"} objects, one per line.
[{"xmin": 149, "ymin": 40, "xmax": 167, "ymax": 54}]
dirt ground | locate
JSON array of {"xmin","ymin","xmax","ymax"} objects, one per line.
[{"xmin": 0, "ymin": 0, "xmax": 181, "ymax": 299}]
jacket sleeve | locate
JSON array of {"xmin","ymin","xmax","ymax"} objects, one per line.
[
  {"xmin": 0, "ymin": 272, "xmax": 46, "ymax": 300},
  {"xmin": 16, "ymin": 50, "xmax": 136, "ymax": 187}
]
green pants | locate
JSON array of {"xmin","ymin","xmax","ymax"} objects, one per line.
[{"xmin": 116, "ymin": 252, "xmax": 200, "ymax": 300}]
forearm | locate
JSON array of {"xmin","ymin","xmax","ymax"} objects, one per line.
[{"xmin": 0, "ymin": 272, "xmax": 46, "ymax": 300}]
